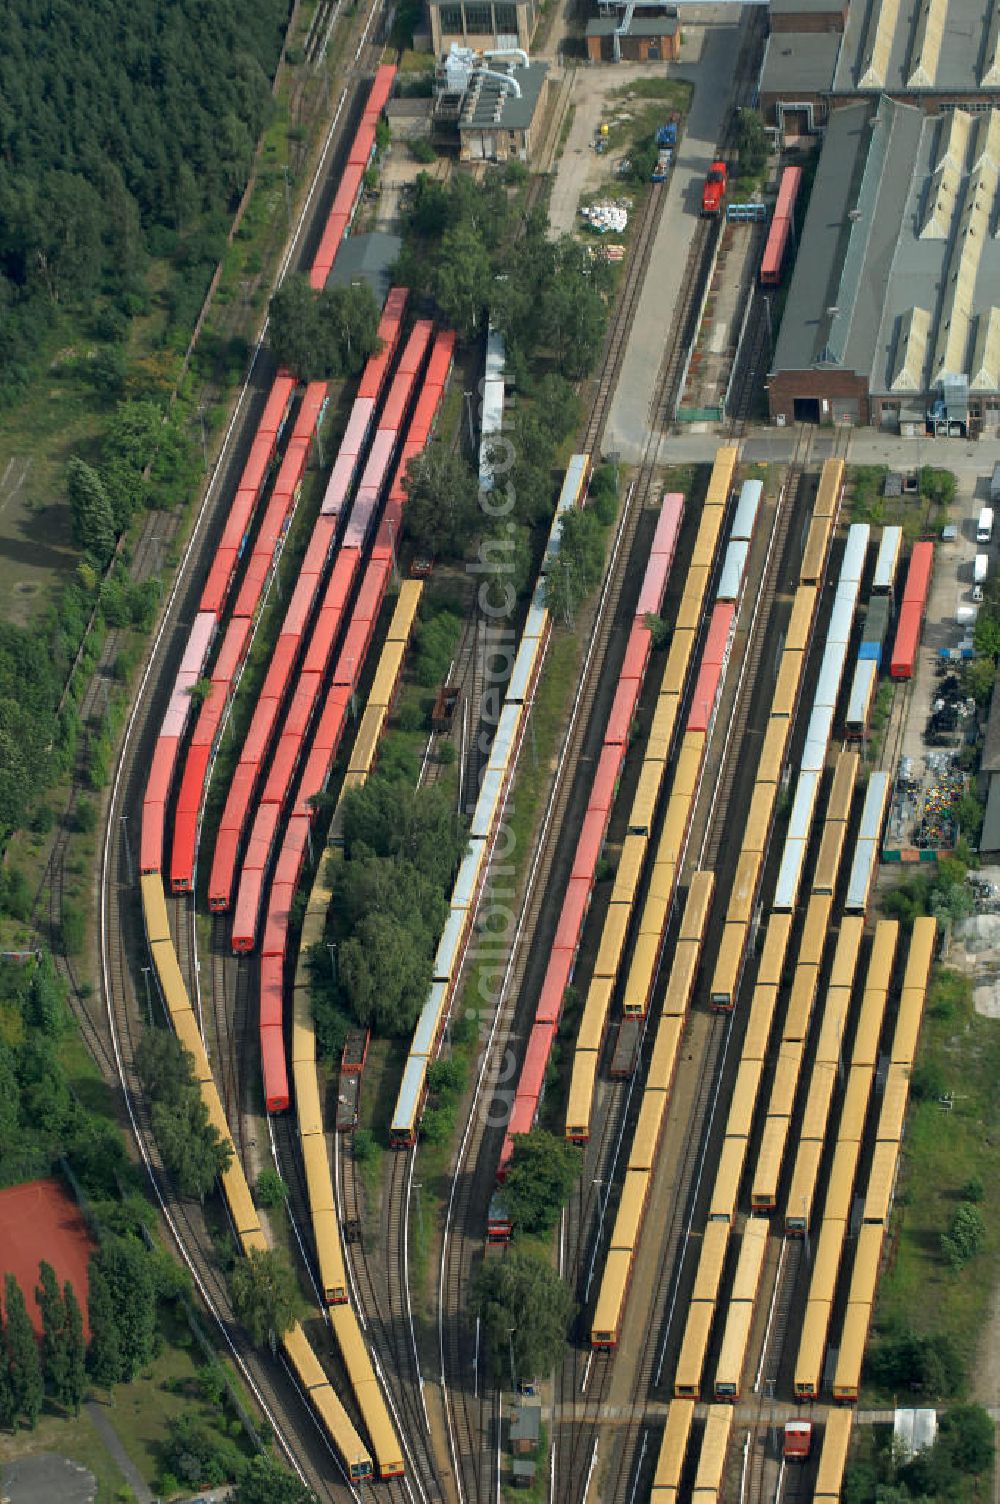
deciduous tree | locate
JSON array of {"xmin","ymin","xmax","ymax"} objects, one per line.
[
  {"xmin": 230, "ymin": 1249, "xmax": 298, "ymax": 1352},
  {"xmin": 502, "ymin": 1130, "xmax": 581, "ymax": 1237},
  {"xmin": 475, "ymin": 1250, "xmax": 574, "ymax": 1383}
]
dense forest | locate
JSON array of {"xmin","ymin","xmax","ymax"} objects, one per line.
[
  {"xmin": 0, "ymin": 0, "xmax": 290, "ymax": 849},
  {"xmin": 0, "ymin": 0, "xmax": 288, "ymax": 400}
]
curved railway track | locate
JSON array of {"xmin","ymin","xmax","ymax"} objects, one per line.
[{"xmin": 89, "ymin": 10, "xmax": 397, "ymax": 1499}]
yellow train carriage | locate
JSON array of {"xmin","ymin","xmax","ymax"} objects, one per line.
[
  {"xmin": 863, "ymin": 1139, "xmax": 900, "ymax": 1224},
  {"xmin": 830, "ymin": 916, "xmax": 865, "ymax": 991},
  {"xmin": 628, "ymin": 1090, "xmax": 668, "ymax": 1172},
  {"xmin": 348, "ymin": 710, "xmax": 383, "ymax": 779},
  {"xmin": 141, "ymin": 872, "xmax": 171, "ymax": 944},
  {"xmin": 800, "ymin": 1061, "xmax": 837, "ymax": 1141},
  {"xmin": 799, "ymin": 897, "xmax": 833, "ymax": 968},
  {"xmin": 709, "ymin": 921, "xmax": 746, "ymax": 1010},
  {"xmin": 647, "ymin": 691, "xmax": 681, "ymax": 762},
  {"xmin": 756, "ymin": 716, "xmax": 791, "ymax": 785},
  {"xmin": 709, "ymin": 1135, "xmax": 747, "ymax": 1223},
  {"xmin": 728, "ymin": 849, "xmax": 762, "ymax": 926},
  {"xmin": 741, "ymin": 984, "xmax": 778, "ymax": 1060},
  {"xmin": 565, "ymin": 1051, "xmax": 599, "ymax": 1143},
  {"xmin": 594, "ymin": 901, "xmax": 632, "ymax": 979},
  {"xmin": 150, "ymin": 937, "xmax": 189, "ymax": 1019},
  {"xmin": 674, "ymin": 1301, "xmax": 715, "ymax": 1398},
  {"xmin": 612, "ymin": 834, "xmax": 647, "ymax": 907},
  {"xmin": 302, "ymin": 1132, "xmax": 335, "ymax": 1215},
  {"xmin": 647, "ymin": 1014, "xmax": 684, "ymax": 1091},
  {"xmin": 652, "ymin": 1399, "xmax": 695, "ymax": 1497},
  {"xmin": 173, "ymin": 1007, "xmax": 213, "ymax": 1083},
  {"xmin": 629, "ymin": 760, "xmax": 667, "ymax": 837},
  {"xmin": 679, "ymin": 870, "xmax": 716, "ymax": 942},
  {"xmin": 832, "ymin": 1302, "xmax": 870, "ymax": 1402},
  {"xmin": 705, "ymin": 446, "xmax": 739, "ymax": 507},
  {"xmin": 786, "ymin": 1138, "xmax": 824, "ymax": 1235},
  {"xmin": 692, "ymin": 1221, "xmax": 730, "ymax": 1305},
  {"xmin": 743, "ymin": 782, "xmax": 776, "ymax": 856},
  {"xmin": 771, "ymin": 651, "xmax": 804, "ymax": 719},
  {"xmin": 782, "ymin": 964, "xmax": 819, "ymax": 1042},
  {"xmin": 757, "ymin": 914, "xmax": 792, "ymax": 988},
  {"xmin": 825, "ymin": 1139, "xmax": 862, "ymax": 1224},
  {"xmin": 726, "ymin": 1057, "xmax": 764, "ymax": 1139},
  {"xmin": 591, "ymin": 1248, "xmax": 631, "ymax": 1347},
  {"xmin": 866, "ymin": 919, "xmax": 899, "ymax": 995},
  {"xmin": 814, "ymin": 458, "xmax": 845, "ymax": 518},
  {"xmin": 815, "ymin": 1409, "xmax": 854, "ymax": 1495},
  {"xmin": 750, "ymin": 1115, "xmax": 791, "ymax": 1212},
  {"xmin": 692, "ymin": 1404, "xmax": 734, "ymax": 1495},
  {"xmin": 662, "ymin": 941, "xmax": 699, "ymax": 1017},
  {"xmin": 331, "ymin": 1304, "xmax": 404, "ymax": 1476},
  {"xmin": 827, "ymin": 748, "xmax": 859, "ymax": 824},
  {"xmin": 784, "ymin": 585, "xmax": 818, "ymax": 654},
  {"xmin": 812, "ymin": 821, "xmax": 846, "ymax": 897},
  {"xmin": 282, "ymin": 1321, "xmax": 372, "ymax": 1479},
  {"xmin": 793, "ymin": 1298, "xmax": 832, "ymax": 1400},
  {"xmin": 662, "ymin": 633, "xmax": 695, "ymax": 697},
  {"xmin": 623, "ymin": 931, "xmax": 659, "ymax": 1017},
  {"xmin": 800, "ymin": 512, "xmax": 835, "ymax": 586}
]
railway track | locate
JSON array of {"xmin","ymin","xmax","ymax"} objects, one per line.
[
  {"xmin": 87, "ymin": 11, "xmax": 400, "ymax": 1498},
  {"xmin": 557, "ymin": 411, "xmax": 828, "ymax": 1504},
  {"xmin": 338, "ymin": 1143, "xmax": 444, "ymax": 1504},
  {"xmin": 102, "ymin": 756, "xmax": 356, "ymax": 1502},
  {"xmin": 40, "ymin": 506, "xmax": 176, "ymax": 1081},
  {"xmin": 438, "ymin": 166, "xmax": 676, "ymax": 1504}
]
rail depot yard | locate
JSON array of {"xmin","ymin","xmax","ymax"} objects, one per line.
[{"xmin": 2, "ymin": 2, "xmax": 1000, "ymax": 1504}]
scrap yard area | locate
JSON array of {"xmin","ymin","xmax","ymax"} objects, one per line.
[{"xmin": 6, "ymin": 0, "xmax": 1000, "ymax": 1500}]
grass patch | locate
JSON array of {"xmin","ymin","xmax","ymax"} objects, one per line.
[
  {"xmin": 607, "ymin": 77, "xmax": 693, "ymax": 109},
  {"xmin": 2, "ymin": 1310, "xmax": 257, "ymax": 1503},
  {"xmin": 867, "ymin": 967, "xmax": 1000, "ymax": 1400}
]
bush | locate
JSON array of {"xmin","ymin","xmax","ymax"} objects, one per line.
[
  {"xmin": 910, "ymin": 1058, "xmax": 946, "ymax": 1101},
  {"xmin": 353, "ymin": 1128, "xmax": 377, "ymax": 1162},
  {"xmin": 75, "ymin": 797, "xmax": 97, "ymax": 834},
  {"xmin": 255, "ymin": 1169, "xmax": 288, "ymax": 1209},
  {"xmin": 420, "ymin": 1103, "xmax": 455, "ymax": 1145},
  {"xmin": 0, "ymin": 865, "xmax": 32, "ymax": 921},
  {"xmin": 410, "ymin": 138, "xmax": 436, "ymax": 164},
  {"xmin": 941, "ymin": 1202, "xmax": 986, "ymax": 1271},
  {"xmin": 959, "ymin": 1175, "xmax": 985, "ymax": 1203},
  {"xmin": 61, "ymin": 902, "xmax": 86, "ymax": 955}
]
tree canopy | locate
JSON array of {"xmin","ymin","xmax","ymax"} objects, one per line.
[
  {"xmin": 502, "ymin": 1130, "xmax": 581, "ymax": 1236},
  {"xmin": 402, "ymin": 442, "xmax": 480, "ymax": 559},
  {"xmin": 268, "ymin": 274, "xmax": 381, "ymax": 381},
  {"xmin": 475, "ymin": 1250, "xmax": 575, "ymax": 1383},
  {"xmin": 230, "ymin": 1249, "xmax": 299, "ymax": 1351},
  {"xmin": 136, "ymin": 1027, "xmax": 232, "ymax": 1199},
  {"xmin": 0, "ymin": 0, "xmax": 285, "ymax": 404}
]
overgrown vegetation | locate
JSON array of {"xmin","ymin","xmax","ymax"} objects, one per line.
[
  {"xmin": 843, "ymin": 1405, "xmax": 994, "ymax": 1503},
  {"xmin": 863, "ymin": 966, "xmax": 1000, "ymax": 1432},
  {"xmin": 306, "ymin": 776, "xmax": 466, "ymax": 1050},
  {"xmin": 881, "ymin": 848, "xmax": 978, "ymax": 933},
  {"xmin": 135, "ymin": 1028, "xmax": 233, "ymax": 1199}
]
